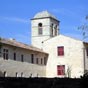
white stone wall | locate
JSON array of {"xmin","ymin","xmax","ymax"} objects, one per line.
[
  {"xmin": 31, "ymin": 18, "xmax": 51, "ymax": 49},
  {"xmin": 31, "ymin": 18, "xmax": 51, "ymax": 36},
  {"xmin": 0, "ymin": 44, "xmax": 47, "ymax": 77},
  {"xmin": 43, "ymin": 35, "xmax": 84, "ymax": 78},
  {"xmin": 0, "ymin": 59, "xmax": 46, "ymax": 77}
]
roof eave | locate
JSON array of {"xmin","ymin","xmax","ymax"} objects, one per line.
[
  {"xmin": 0, "ymin": 40, "xmax": 48, "ymax": 55},
  {"xmin": 31, "ymin": 17, "xmax": 60, "ymax": 22}
]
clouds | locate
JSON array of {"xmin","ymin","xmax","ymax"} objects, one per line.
[
  {"xmin": 15, "ymin": 33, "xmax": 31, "ymax": 44},
  {"xmin": 52, "ymin": 8, "xmax": 75, "ymax": 17},
  {"xmin": 51, "ymin": 6, "xmax": 87, "ymax": 20},
  {"xmin": 62, "ymin": 32, "xmax": 83, "ymax": 41},
  {"xmin": 0, "ymin": 16, "xmax": 31, "ymax": 44},
  {"xmin": 0, "ymin": 16, "xmax": 29, "ymax": 23}
]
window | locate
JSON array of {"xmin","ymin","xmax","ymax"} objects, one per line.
[
  {"xmin": 44, "ymin": 57, "xmax": 46, "ymax": 65},
  {"xmin": 13, "ymin": 53, "xmax": 16, "ymax": 60},
  {"xmin": 31, "ymin": 54, "xmax": 34, "ymax": 64},
  {"xmin": 86, "ymin": 48, "xmax": 88, "ymax": 56},
  {"xmin": 41, "ymin": 58, "xmax": 43, "ymax": 64},
  {"xmin": 38, "ymin": 23, "xmax": 43, "ymax": 35},
  {"xmin": 57, "ymin": 65, "xmax": 65, "ymax": 75},
  {"xmin": 36, "ymin": 58, "xmax": 38, "ymax": 64},
  {"xmin": 0, "ymin": 48, "xmax": 1, "ymax": 57},
  {"xmin": 55, "ymin": 25, "xmax": 57, "ymax": 36},
  {"xmin": 51, "ymin": 24, "xmax": 53, "ymax": 36},
  {"xmin": 21, "ymin": 54, "xmax": 24, "ymax": 62},
  {"xmin": 57, "ymin": 46, "xmax": 64, "ymax": 56},
  {"xmin": 3, "ymin": 49, "xmax": 8, "ymax": 60}
]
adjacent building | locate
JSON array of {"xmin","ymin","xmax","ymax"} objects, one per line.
[{"xmin": 0, "ymin": 38, "xmax": 48, "ymax": 77}]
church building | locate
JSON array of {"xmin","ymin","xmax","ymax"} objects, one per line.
[{"xmin": 0, "ymin": 11, "xmax": 88, "ymax": 78}]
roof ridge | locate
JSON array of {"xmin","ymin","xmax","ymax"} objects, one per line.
[{"xmin": 0, "ymin": 37, "xmax": 48, "ymax": 54}]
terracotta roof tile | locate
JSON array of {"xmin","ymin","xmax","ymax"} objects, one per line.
[{"xmin": 0, "ymin": 37, "xmax": 48, "ymax": 54}]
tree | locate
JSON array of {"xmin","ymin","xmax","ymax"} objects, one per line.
[
  {"xmin": 78, "ymin": 15, "xmax": 88, "ymax": 39},
  {"xmin": 65, "ymin": 65, "xmax": 72, "ymax": 78}
]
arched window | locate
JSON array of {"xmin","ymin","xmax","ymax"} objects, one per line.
[
  {"xmin": 38, "ymin": 23, "xmax": 43, "ymax": 35},
  {"xmin": 51, "ymin": 24, "xmax": 53, "ymax": 37},
  {"xmin": 55, "ymin": 25, "xmax": 57, "ymax": 36}
]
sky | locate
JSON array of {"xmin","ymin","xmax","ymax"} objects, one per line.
[{"xmin": 0, "ymin": 0, "xmax": 88, "ymax": 44}]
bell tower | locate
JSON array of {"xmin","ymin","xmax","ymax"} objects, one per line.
[{"xmin": 31, "ymin": 11, "xmax": 60, "ymax": 49}]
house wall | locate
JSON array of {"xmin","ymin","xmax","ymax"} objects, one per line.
[
  {"xmin": 43, "ymin": 35, "xmax": 84, "ymax": 78},
  {"xmin": 0, "ymin": 44, "xmax": 47, "ymax": 77},
  {"xmin": 0, "ymin": 59, "xmax": 46, "ymax": 77}
]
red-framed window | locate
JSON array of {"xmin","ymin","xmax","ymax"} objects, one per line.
[
  {"xmin": 57, "ymin": 65, "xmax": 65, "ymax": 75},
  {"xmin": 57, "ymin": 46, "xmax": 64, "ymax": 56}
]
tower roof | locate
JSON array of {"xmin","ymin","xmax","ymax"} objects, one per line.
[{"xmin": 32, "ymin": 11, "xmax": 58, "ymax": 21}]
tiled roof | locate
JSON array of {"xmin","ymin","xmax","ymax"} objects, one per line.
[{"xmin": 0, "ymin": 37, "xmax": 48, "ymax": 54}]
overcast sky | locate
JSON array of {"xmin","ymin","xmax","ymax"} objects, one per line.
[{"xmin": 0, "ymin": 0, "xmax": 88, "ymax": 44}]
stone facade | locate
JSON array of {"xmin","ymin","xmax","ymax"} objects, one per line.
[
  {"xmin": 0, "ymin": 38, "xmax": 48, "ymax": 77},
  {"xmin": 31, "ymin": 11, "xmax": 88, "ymax": 78},
  {"xmin": 43, "ymin": 35, "xmax": 85, "ymax": 78}
]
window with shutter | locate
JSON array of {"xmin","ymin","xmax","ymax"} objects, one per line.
[
  {"xmin": 57, "ymin": 65, "xmax": 65, "ymax": 75},
  {"xmin": 57, "ymin": 46, "xmax": 64, "ymax": 56}
]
